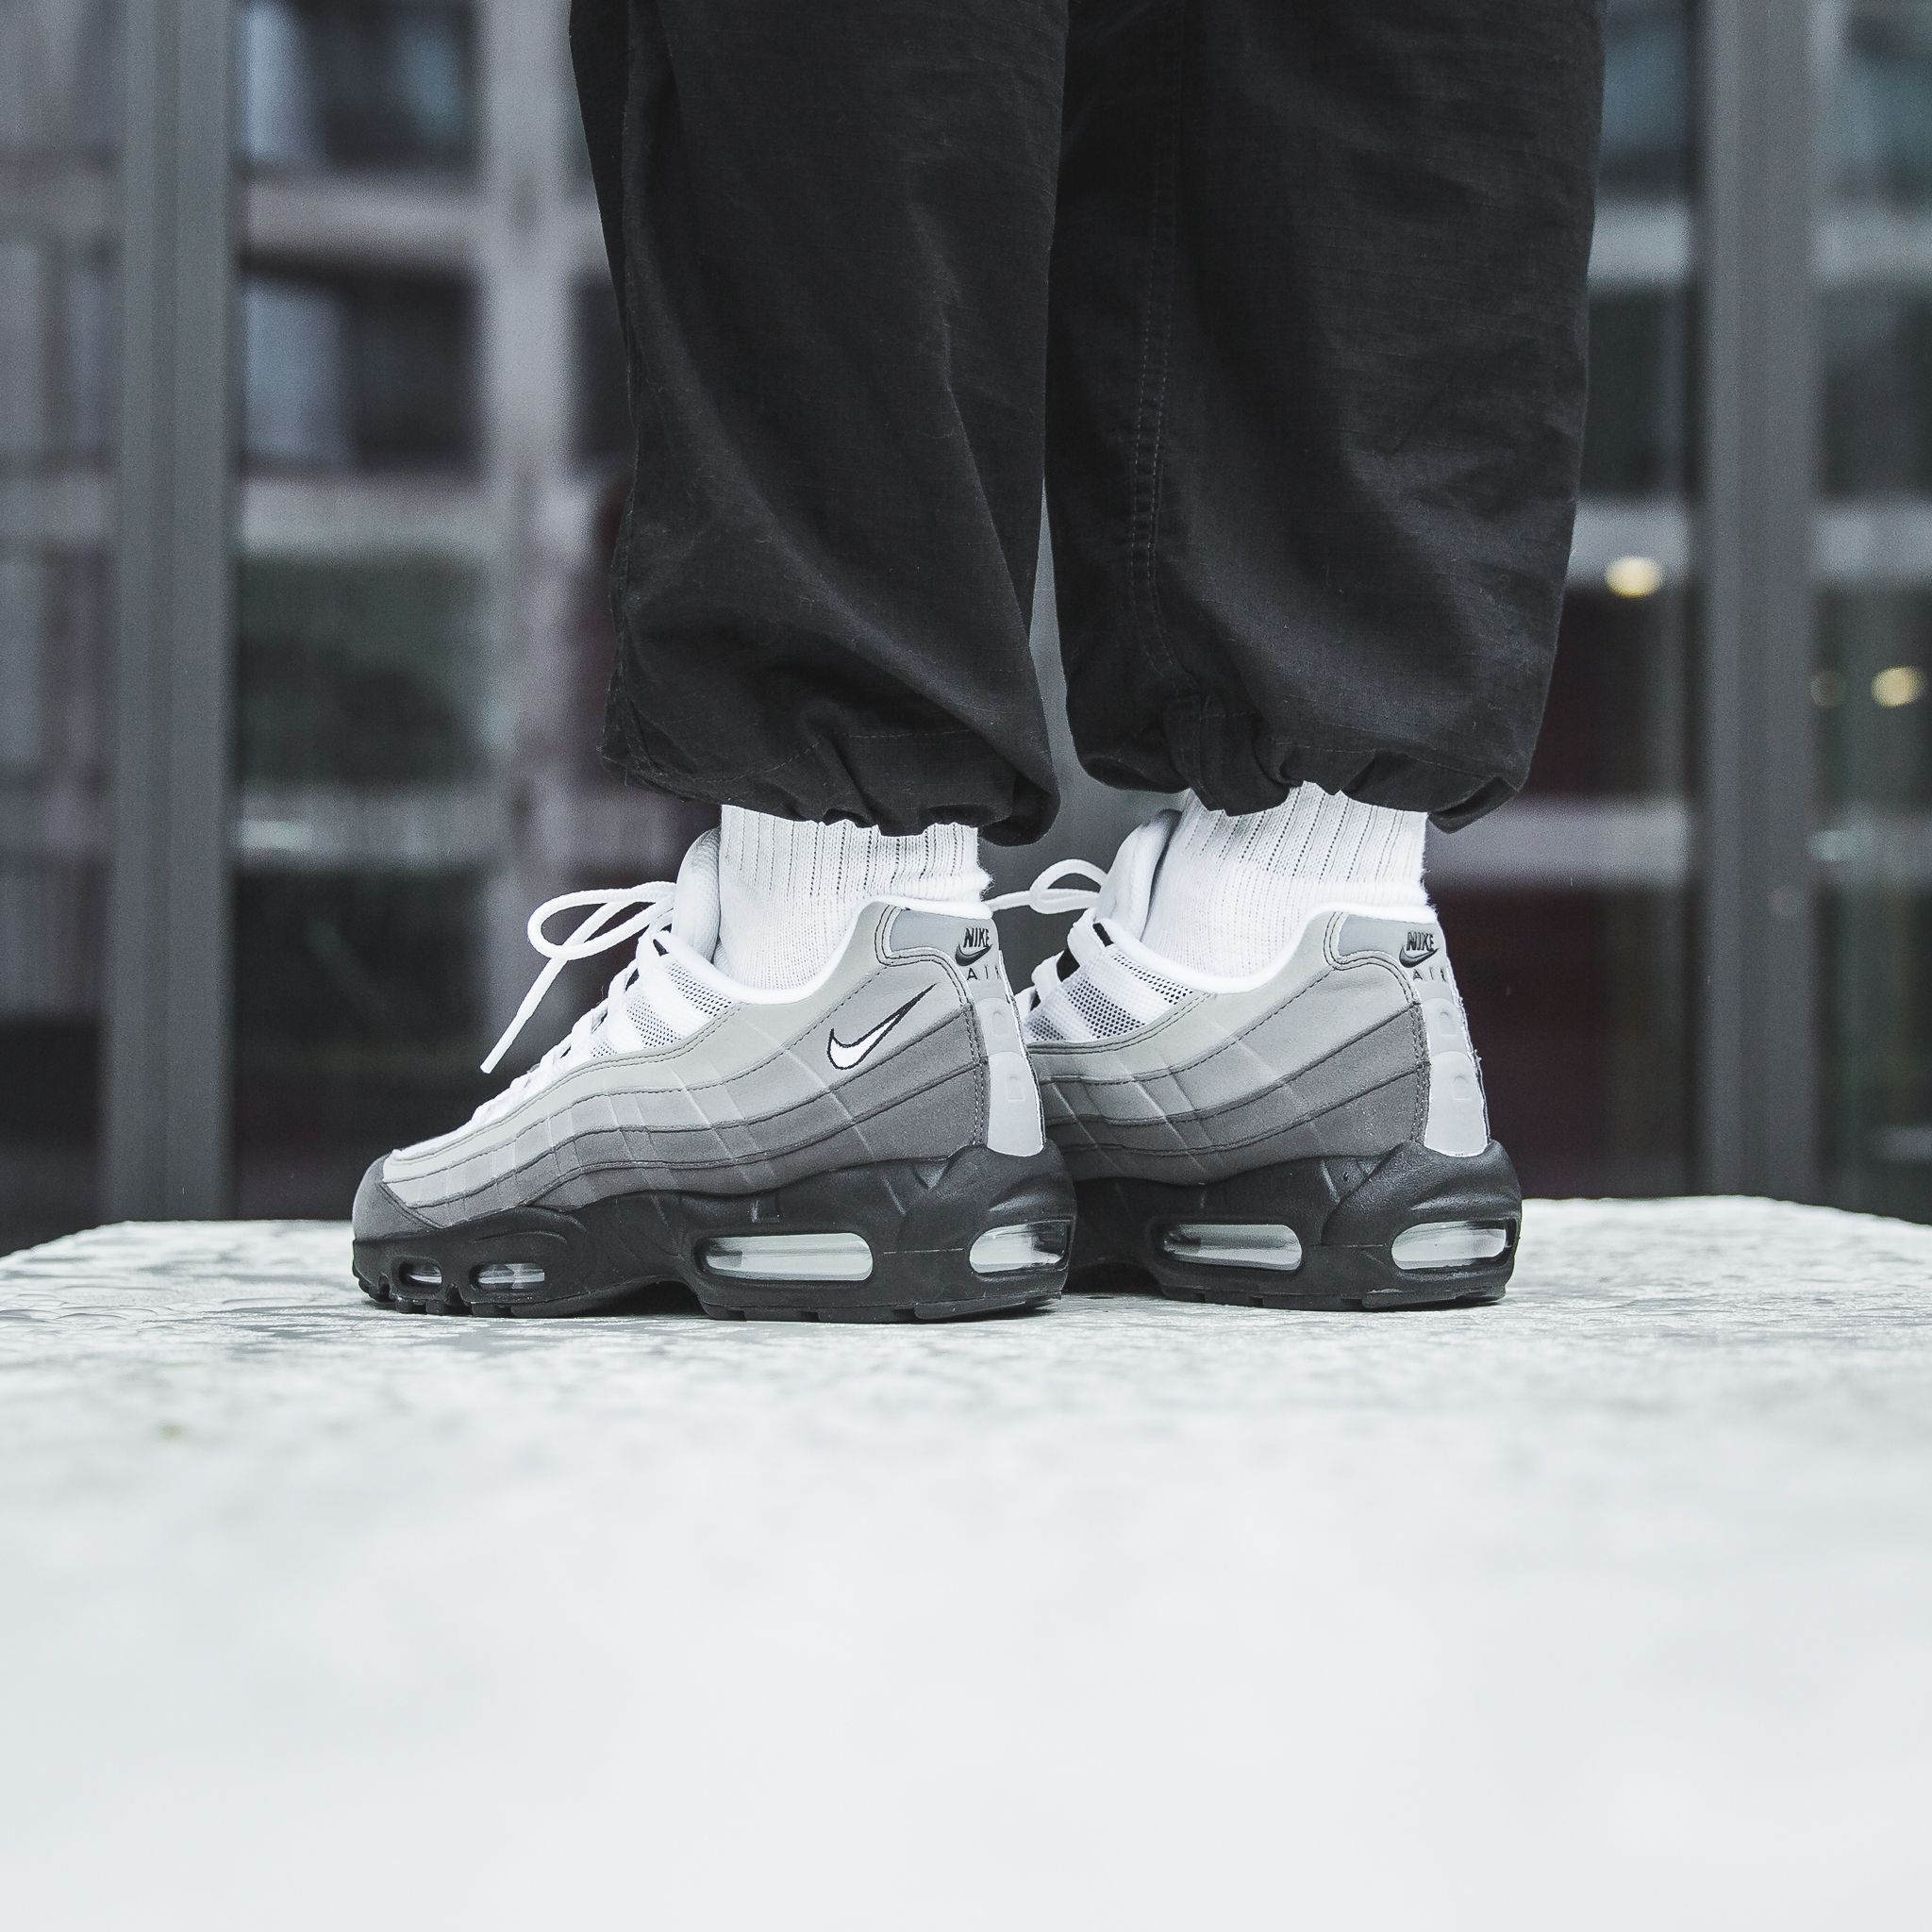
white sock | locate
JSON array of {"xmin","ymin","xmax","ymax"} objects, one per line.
[
  {"xmin": 713, "ymin": 807, "xmax": 987, "ymax": 989},
  {"xmin": 1141, "ymin": 787, "xmax": 1428, "ymax": 976}
]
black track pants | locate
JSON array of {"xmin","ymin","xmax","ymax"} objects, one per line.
[{"xmin": 572, "ymin": 0, "xmax": 1606, "ymax": 843}]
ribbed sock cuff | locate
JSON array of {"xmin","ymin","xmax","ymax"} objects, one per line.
[
  {"xmin": 1141, "ymin": 788, "xmax": 1429, "ymax": 976},
  {"xmin": 715, "ymin": 808, "xmax": 986, "ymax": 989}
]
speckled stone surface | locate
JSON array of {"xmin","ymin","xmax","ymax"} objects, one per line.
[{"xmin": 3, "ymin": 1202, "xmax": 1930, "ymax": 1929}]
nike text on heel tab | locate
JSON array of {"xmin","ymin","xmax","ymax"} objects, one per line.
[{"xmin": 1398, "ymin": 928, "xmax": 1440, "ymax": 969}]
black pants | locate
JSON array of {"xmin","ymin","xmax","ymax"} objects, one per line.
[{"xmin": 573, "ymin": 0, "xmax": 1605, "ymax": 844}]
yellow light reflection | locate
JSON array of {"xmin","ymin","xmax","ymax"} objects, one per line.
[
  {"xmin": 1872, "ymin": 666, "xmax": 1925, "ymax": 709},
  {"xmin": 1604, "ymin": 555, "xmax": 1664, "ymax": 598}
]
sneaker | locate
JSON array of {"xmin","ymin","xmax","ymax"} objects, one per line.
[
  {"xmin": 353, "ymin": 831, "xmax": 1073, "ymax": 1322},
  {"xmin": 1002, "ymin": 811, "xmax": 1521, "ymax": 1310}
]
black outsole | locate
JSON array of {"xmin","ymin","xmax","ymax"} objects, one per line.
[
  {"xmin": 1069, "ymin": 1139, "xmax": 1522, "ymax": 1312},
  {"xmin": 353, "ymin": 1142, "xmax": 1074, "ymax": 1324}
]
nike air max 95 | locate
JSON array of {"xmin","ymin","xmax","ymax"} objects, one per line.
[
  {"xmin": 1009, "ymin": 813, "xmax": 1520, "ymax": 1310},
  {"xmin": 352, "ymin": 831, "xmax": 1071, "ymax": 1322}
]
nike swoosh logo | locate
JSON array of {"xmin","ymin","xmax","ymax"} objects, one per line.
[
  {"xmin": 956, "ymin": 924, "xmax": 994, "ymax": 966},
  {"xmin": 826, "ymin": 988, "xmax": 929, "ymax": 1072},
  {"xmin": 1398, "ymin": 932, "xmax": 1440, "ymax": 968}
]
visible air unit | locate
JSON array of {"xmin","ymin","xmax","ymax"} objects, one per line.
[
  {"xmin": 697, "ymin": 1233, "xmax": 874, "ymax": 1282},
  {"xmin": 967, "ymin": 1222, "xmax": 1070, "ymax": 1274},
  {"xmin": 1159, "ymin": 1224, "xmax": 1304, "ymax": 1271},
  {"xmin": 474, "ymin": 1262, "xmax": 546, "ymax": 1291},
  {"xmin": 1390, "ymin": 1221, "xmax": 1510, "ymax": 1271}
]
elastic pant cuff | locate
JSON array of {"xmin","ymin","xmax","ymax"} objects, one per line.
[
  {"xmin": 1082, "ymin": 699, "xmax": 1521, "ymax": 832},
  {"xmin": 601, "ymin": 717, "xmax": 1057, "ymax": 847}
]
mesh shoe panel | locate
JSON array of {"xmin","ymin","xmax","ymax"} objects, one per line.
[{"xmin": 1067, "ymin": 977, "xmax": 1141, "ymax": 1041}]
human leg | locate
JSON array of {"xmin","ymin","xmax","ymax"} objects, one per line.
[
  {"xmin": 574, "ymin": 0, "xmax": 1071, "ymax": 843},
  {"xmin": 350, "ymin": 4, "xmax": 1084, "ymax": 1320},
  {"xmin": 1022, "ymin": 0, "xmax": 1607, "ymax": 1306},
  {"xmin": 1046, "ymin": 0, "xmax": 1605, "ymax": 820}
]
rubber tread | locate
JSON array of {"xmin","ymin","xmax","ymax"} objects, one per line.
[
  {"xmin": 354, "ymin": 1143, "xmax": 1073, "ymax": 1324},
  {"xmin": 1070, "ymin": 1139, "xmax": 1522, "ymax": 1311}
]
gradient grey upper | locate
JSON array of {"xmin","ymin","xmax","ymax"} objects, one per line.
[
  {"xmin": 355, "ymin": 905, "xmax": 1041, "ymax": 1238},
  {"xmin": 1024, "ymin": 908, "xmax": 1491, "ymax": 1187}
]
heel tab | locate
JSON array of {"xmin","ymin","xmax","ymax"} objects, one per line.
[
  {"xmin": 1328, "ymin": 911, "xmax": 1488, "ymax": 1158},
  {"xmin": 880, "ymin": 906, "xmax": 1043, "ymax": 1157},
  {"xmin": 882, "ymin": 904, "xmax": 997, "ymax": 968},
  {"xmin": 1327, "ymin": 910, "xmax": 1443, "ymax": 973}
]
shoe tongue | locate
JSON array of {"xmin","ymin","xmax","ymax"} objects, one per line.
[
  {"xmin": 669, "ymin": 826, "xmax": 722, "ymax": 959},
  {"xmin": 1094, "ymin": 809, "xmax": 1179, "ymax": 941}
]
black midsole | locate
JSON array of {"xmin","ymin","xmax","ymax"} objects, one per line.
[
  {"xmin": 1071, "ymin": 1139, "xmax": 1522, "ymax": 1310},
  {"xmin": 354, "ymin": 1142, "xmax": 1074, "ymax": 1322}
]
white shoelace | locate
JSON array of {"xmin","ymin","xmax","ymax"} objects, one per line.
[
  {"xmin": 985, "ymin": 858, "xmax": 1108, "ymax": 921},
  {"xmin": 986, "ymin": 858, "xmax": 1108, "ymax": 1018},
  {"xmin": 481, "ymin": 881, "xmax": 680, "ymax": 1077},
  {"xmin": 483, "ymin": 856, "xmax": 1113, "ymax": 1087}
]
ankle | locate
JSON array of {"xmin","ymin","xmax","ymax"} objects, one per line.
[
  {"xmin": 1141, "ymin": 788, "xmax": 1428, "ymax": 976},
  {"xmin": 714, "ymin": 808, "xmax": 986, "ymax": 988}
]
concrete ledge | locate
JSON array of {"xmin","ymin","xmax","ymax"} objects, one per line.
[{"xmin": 4, "ymin": 1202, "xmax": 1930, "ymax": 1927}]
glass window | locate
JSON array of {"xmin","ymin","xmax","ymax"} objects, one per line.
[
  {"xmin": 574, "ymin": 277, "xmax": 628, "ymax": 467},
  {"xmin": 226, "ymin": 0, "xmax": 713, "ymax": 1220},
  {"xmin": 232, "ymin": 869, "xmax": 491, "ymax": 1216},
  {"xmin": 1433, "ymin": 888, "xmax": 1695, "ymax": 1196},
  {"xmin": 0, "ymin": 547, "xmax": 110, "ymax": 1249},
  {"xmin": 1821, "ymin": 891, "xmax": 1932, "ymax": 1216},
  {"xmin": 1425, "ymin": 0, "xmax": 1702, "ymax": 1197},
  {"xmin": 1532, "ymin": 584, "xmax": 1692, "ymax": 799},
  {"xmin": 0, "ymin": 240, "xmax": 111, "ymax": 464},
  {"xmin": 1818, "ymin": 589, "xmax": 1932, "ymax": 808},
  {"xmin": 1818, "ymin": 1, "xmax": 1932, "ymax": 1221},
  {"xmin": 1833, "ymin": 0, "xmax": 1932, "ymax": 205},
  {"xmin": 0, "ymin": 0, "xmax": 118, "ymax": 1252},
  {"xmin": 1600, "ymin": 0, "xmax": 1693, "ymax": 197},
  {"xmin": 239, "ymin": 558, "xmax": 488, "ymax": 784},
  {"xmin": 0, "ymin": 2, "xmax": 118, "ymax": 159},
  {"xmin": 1581, "ymin": 290, "xmax": 1697, "ymax": 498},
  {"xmin": 239, "ymin": 0, "xmax": 477, "ymax": 176},
  {"xmin": 1822, "ymin": 289, "xmax": 1932, "ymax": 496},
  {"xmin": 242, "ymin": 264, "xmax": 478, "ymax": 472},
  {"xmin": 1815, "ymin": 588, "xmax": 1932, "ymax": 1214}
]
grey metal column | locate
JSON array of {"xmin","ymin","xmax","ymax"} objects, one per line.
[
  {"xmin": 1697, "ymin": 0, "xmax": 1818, "ymax": 1199},
  {"xmin": 104, "ymin": 0, "xmax": 237, "ymax": 1218}
]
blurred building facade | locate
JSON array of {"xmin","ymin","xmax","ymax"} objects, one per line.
[{"xmin": 2, "ymin": 0, "xmax": 1928, "ymax": 1249}]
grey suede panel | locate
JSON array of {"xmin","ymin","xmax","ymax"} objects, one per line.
[
  {"xmin": 383, "ymin": 902, "xmax": 1000, "ymax": 1223},
  {"xmin": 401, "ymin": 1013, "xmax": 984, "ymax": 1226},
  {"xmin": 539, "ymin": 1063, "xmax": 985, "ymax": 1212},
  {"xmin": 1043, "ymin": 1006, "xmax": 1416, "ymax": 1141},
  {"xmin": 1046, "ymin": 1013, "xmax": 1424, "ymax": 1184},
  {"xmin": 386, "ymin": 914, "xmax": 904, "ymax": 1174},
  {"xmin": 1033, "ymin": 946, "xmax": 1408, "ymax": 1114},
  {"xmin": 1030, "ymin": 911, "xmax": 1429, "ymax": 1183},
  {"xmin": 352, "ymin": 1159, "xmax": 433, "ymax": 1241},
  {"xmin": 387, "ymin": 908, "xmax": 926, "ymax": 1169}
]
